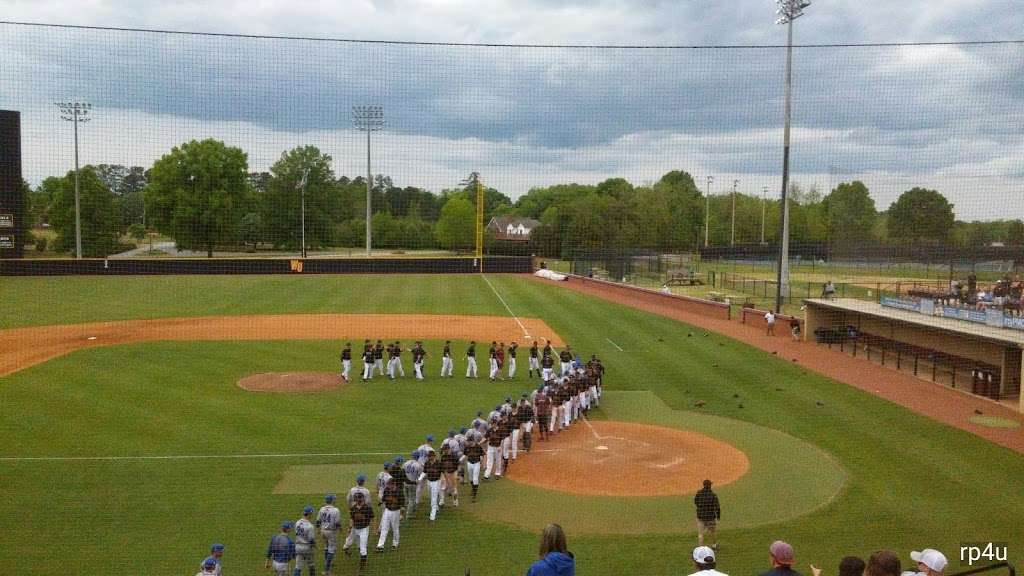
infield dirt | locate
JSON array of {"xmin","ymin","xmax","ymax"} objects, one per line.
[{"xmin": 0, "ymin": 313, "xmax": 562, "ymax": 377}]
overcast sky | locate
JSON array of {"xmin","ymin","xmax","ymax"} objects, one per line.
[{"xmin": 1, "ymin": 0, "xmax": 1022, "ymax": 220}]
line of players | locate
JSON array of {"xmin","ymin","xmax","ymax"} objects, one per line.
[
  {"xmin": 338, "ymin": 338, "xmax": 593, "ymax": 383},
  {"xmin": 239, "ymin": 354, "xmax": 605, "ymax": 576}
]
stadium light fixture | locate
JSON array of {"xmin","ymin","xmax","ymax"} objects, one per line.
[
  {"xmin": 54, "ymin": 101, "xmax": 92, "ymax": 259},
  {"xmin": 774, "ymin": 0, "xmax": 810, "ymax": 313},
  {"xmin": 353, "ymin": 105, "xmax": 384, "ymax": 257},
  {"xmin": 704, "ymin": 175, "xmax": 714, "ymax": 247}
]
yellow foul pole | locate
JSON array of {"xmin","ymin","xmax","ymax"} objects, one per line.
[{"xmin": 475, "ymin": 176, "xmax": 484, "ymax": 272}]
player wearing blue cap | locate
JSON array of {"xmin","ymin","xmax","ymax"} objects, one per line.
[
  {"xmin": 374, "ymin": 460, "xmax": 392, "ymax": 507},
  {"xmin": 315, "ymin": 494, "xmax": 341, "ymax": 575},
  {"xmin": 266, "ymin": 522, "xmax": 296, "ymax": 576},
  {"xmin": 416, "ymin": 435, "xmax": 435, "ymax": 464},
  {"xmin": 198, "ymin": 544, "xmax": 224, "ymax": 576},
  {"xmin": 343, "ymin": 474, "xmax": 372, "ymax": 554},
  {"xmin": 402, "ymin": 452, "xmax": 423, "ymax": 520},
  {"xmin": 197, "ymin": 556, "xmax": 218, "ymax": 575},
  {"xmin": 294, "ymin": 506, "xmax": 317, "ymax": 576}
]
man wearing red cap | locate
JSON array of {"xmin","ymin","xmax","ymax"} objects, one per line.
[{"xmin": 760, "ymin": 540, "xmax": 804, "ymax": 576}]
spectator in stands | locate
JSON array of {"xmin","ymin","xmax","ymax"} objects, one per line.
[
  {"xmin": 810, "ymin": 556, "xmax": 864, "ymax": 576},
  {"xmin": 909, "ymin": 549, "xmax": 947, "ymax": 576},
  {"xmin": 662, "ymin": 284, "xmax": 672, "ymax": 294},
  {"xmin": 694, "ymin": 479, "xmax": 720, "ymax": 549},
  {"xmin": 690, "ymin": 546, "xmax": 727, "ymax": 576},
  {"xmin": 759, "ymin": 540, "xmax": 803, "ymax": 576},
  {"xmin": 526, "ymin": 523, "xmax": 575, "ymax": 576},
  {"xmin": 864, "ymin": 550, "xmax": 901, "ymax": 576}
]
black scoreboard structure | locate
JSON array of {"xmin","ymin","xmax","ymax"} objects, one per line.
[{"xmin": 0, "ymin": 110, "xmax": 23, "ymax": 259}]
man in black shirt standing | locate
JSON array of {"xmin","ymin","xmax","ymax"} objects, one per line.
[
  {"xmin": 340, "ymin": 342, "xmax": 352, "ymax": 383},
  {"xmin": 507, "ymin": 341, "xmax": 518, "ymax": 379},
  {"xmin": 465, "ymin": 341, "xmax": 478, "ymax": 378},
  {"xmin": 441, "ymin": 340, "xmax": 454, "ymax": 378},
  {"xmin": 694, "ymin": 479, "xmax": 721, "ymax": 549},
  {"xmin": 528, "ymin": 341, "xmax": 540, "ymax": 378}
]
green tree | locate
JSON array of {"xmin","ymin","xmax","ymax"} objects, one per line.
[
  {"xmin": 434, "ymin": 197, "xmax": 475, "ymax": 250},
  {"xmin": 240, "ymin": 212, "xmax": 262, "ymax": 251},
  {"xmin": 823, "ymin": 181, "xmax": 876, "ymax": 245},
  {"xmin": 127, "ymin": 223, "xmax": 146, "ymax": 244},
  {"xmin": 887, "ymin": 187, "xmax": 955, "ymax": 245},
  {"xmin": 263, "ymin": 146, "xmax": 340, "ymax": 250},
  {"xmin": 49, "ymin": 166, "xmax": 122, "ymax": 256},
  {"xmin": 145, "ymin": 139, "xmax": 252, "ymax": 257},
  {"xmin": 1007, "ymin": 219, "xmax": 1024, "ymax": 246}
]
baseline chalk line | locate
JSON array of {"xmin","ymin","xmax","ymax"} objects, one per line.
[
  {"xmin": 482, "ymin": 274, "xmax": 531, "ymax": 338},
  {"xmin": 605, "ymin": 338, "xmax": 623, "ymax": 351}
]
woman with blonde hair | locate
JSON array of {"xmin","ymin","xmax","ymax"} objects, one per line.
[{"xmin": 526, "ymin": 523, "xmax": 575, "ymax": 576}]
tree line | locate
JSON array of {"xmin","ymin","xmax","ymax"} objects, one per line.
[{"xmin": 20, "ymin": 138, "xmax": 1024, "ymax": 258}]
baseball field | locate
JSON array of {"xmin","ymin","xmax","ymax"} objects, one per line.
[{"xmin": 1, "ymin": 273, "xmax": 1022, "ymax": 575}]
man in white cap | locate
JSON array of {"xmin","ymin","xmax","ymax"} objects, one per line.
[
  {"xmin": 690, "ymin": 546, "xmax": 728, "ymax": 576},
  {"xmin": 910, "ymin": 549, "xmax": 948, "ymax": 576}
]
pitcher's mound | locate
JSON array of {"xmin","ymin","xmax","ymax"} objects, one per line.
[
  {"xmin": 506, "ymin": 420, "xmax": 749, "ymax": 496},
  {"xmin": 237, "ymin": 372, "xmax": 341, "ymax": 393}
]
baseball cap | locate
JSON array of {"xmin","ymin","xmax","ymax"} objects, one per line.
[
  {"xmin": 303, "ymin": 505, "xmax": 314, "ymax": 515},
  {"xmin": 282, "ymin": 521, "xmax": 294, "ymax": 530},
  {"xmin": 911, "ymin": 550, "xmax": 948, "ymax": 573},
  {"xmin": 505, "ymin": 396, "xmax": 512, "ymax": 402},
  {"xmin": 412, "ymin": 450, "xmax": 420, "ymax": 459},
  {"xmin": 325, "ymin": 493, "xmax": 336, "ymax": 503},
  {"xmin": 476, "ymin": 410, "xmax": 483, "ymax": 417},
  {"xmin": 693, "ymin": 546, "xmax": 716, "ymax": 564},
  {"xmin": 356, "ymin": 473, "xmax": 367, "ymax": 483},
  {"xmin": 384, "ymin": 460, "xmax": 391, "ymax": 468},
  {"xmin": 426, "ymin": 435, "xmax": 434, "ymax": 442},
  {"xmin": 460, "ymin": 427, "xmax": 467, "ymax": 434},
  {"xmin": 770, "ymin": 541, "xmax": 795, "ymax": 565},
  {"xmin": 210, "ymin": 543, "xmax": 224, "ymax": 553},
  {"xmin": 448, "ymin": 429, "xmax": 456, "ymax": 437},
  {"xmin": 203, "ymin": 556, "xmax": 217, "ymax": 568},
  {"xmin": 394, "ymin": 456, "xmax": 404, "ymax": 464}
]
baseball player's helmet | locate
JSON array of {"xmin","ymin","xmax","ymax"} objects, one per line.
[
  {"xmin": 282, "ymin": 521, "xmax": 294, "ymax": 530},
  {"xmin": 325, "ymin": 493, "xmax": 336, "ymax": 503},
  {"xmin": 303, "ymin": 505, "xmax": 314, "ymax": 515}
]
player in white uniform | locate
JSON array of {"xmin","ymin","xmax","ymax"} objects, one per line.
[
  {"xmin": 402, "ymin": 452, "xmax": 424, "ymax": 519},
  {"xmin": 294, "ymin": 506, "xmax": 317, "ymax": 576},
  {"xmin": 315, "ymin": 494, "xmax": 341, "ymax": 575},
  {"xmin": 375, "ymin": 460, "xmax": 393, "ymax": 507},
  {"xmin": 198, "ymin": 543, "xmax": 224, "ymax": 576},
  {"xmin": 343, "ymin": 474, "xmax": 372, "ymax": 555},
  {"xmin": 416, "ymin": 436, "xmax": 436, "ymax": 464},
  {"xmin": 507, "ymin": 341, "xmax": 518, "ymax": 378},
  {"xmin": 197, "ymin": 556, "xmax": 217, "ymax": 575}
]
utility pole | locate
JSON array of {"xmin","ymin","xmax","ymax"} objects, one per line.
[
  {"xmin": 353, "ymin": 106, "xmax": 384, "ymax": 257},
  {"xmin": 55, "ymin": 102, "xmax": 92, "ymax": 259},
  {"xmin": 731, "ymin": 179, "xmax": 739, "ymax": 246},
  {"xmin": 704, "ymin": 175, "xmax": 714, "ymax": 247},
  {"xmin": 297, "ymin": 167, "xmax": 309, "ymax": 258},
  {"xmin": 761, "ymin": 185, "xmax": 768, "ymax": 244},
  {"xmin": 774, "ymin": 0, "xmax": 810, "ymax": 313}
]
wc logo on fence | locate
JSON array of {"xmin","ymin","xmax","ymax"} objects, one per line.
[
  {"xmin": 959, "ymin": 542, "xmax": 1008, "ymax": 566},
  {"xmin": 289, "ymin": 260, "xmax": 304, "ymax": 273}
]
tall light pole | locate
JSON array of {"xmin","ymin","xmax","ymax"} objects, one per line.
[
  {"xmin": 731, "ymin": 179, "xmax": 739, "ymax": 246},
  {"xmin": 704, "ymin": 175, "xmax": 714, "ymax": 247},
  {"xmin": 297, "ymin": 167, "xmax": 309, "ymax": 258},
  {"xmin": 774, "ymin": 0, "xmax": 810, "ymax": 313},
  {"xmin": 55, "ymin": 102, "xmax": 92, "ymax": 259},
  {"xmin": 353, "ymin": 105, "xmax": 384, "ymax": 256},
  {"xmin": 761, "ymin": 185, "xmax": 768, "ymax": 244}
]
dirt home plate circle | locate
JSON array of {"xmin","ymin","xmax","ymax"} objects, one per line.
[{"xmin": 505, "ymin": 420, "xmax": 749, "ymax": 497}]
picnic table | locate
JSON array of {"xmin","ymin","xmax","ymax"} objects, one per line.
[{"xmin": 666, "ymin": 271, "xmax": 705, "ymax": 286}]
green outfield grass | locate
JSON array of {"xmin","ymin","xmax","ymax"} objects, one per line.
[{"xmin": 1, "ymin": 274, "xmax": 1023, "ymax": 576}]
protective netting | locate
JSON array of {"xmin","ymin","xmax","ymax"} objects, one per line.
[{"xmin": 1, "ymin": 20, "xmax": 1023, "ymax": 576}]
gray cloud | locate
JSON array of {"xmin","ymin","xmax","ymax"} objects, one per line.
[{"xmin": 0, "ymin": 1, "xmax": 1022, "ymax": 219}]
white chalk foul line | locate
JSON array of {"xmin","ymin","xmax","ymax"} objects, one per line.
[
  {"xmin": 482, "ymin": 274, "xmax": 531, "ymax": 339},
  {"xmin": 580, "ymin": 416, "xmax": 602, "ymax": 441},
  {"xmin": 0, "ymin": 451, "xmax": 399, "ymax": 463},
  {"xmin": 605, "ymin": 338, "xmax": 623, "ymax": 351}
]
